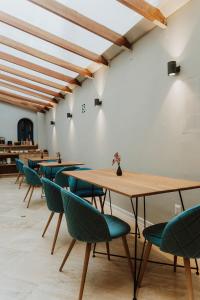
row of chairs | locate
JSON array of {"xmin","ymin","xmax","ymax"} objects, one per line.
[
  {"xmin": 14, "ymin": 159, "xmax": 200, "ymax": 299},
  {"xmin": 14, "ymin": 158, "xmax": 133, "ymax": 299}
]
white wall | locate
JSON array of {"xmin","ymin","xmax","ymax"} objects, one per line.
[
  {"xmin": 0, "ymin": 102, "xmax": 38, "ymax": 145},
  {"xmin": 43, "ymin": 0, "xmax": 200, "ymax": 223}
]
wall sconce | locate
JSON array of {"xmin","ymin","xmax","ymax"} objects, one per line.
[
  {"xmin": 50, "ymin": 121, "xmax": 55, "ymax": 125},
  {"xmin": 67, "ymin": 113, "xmax": 72, "ymax": 119},
  {"xmin": 168, "ymin": 61, "xmax": 180, "ymax": 76},
  {"xmin": 94, "ymin": 98, "xmax": 102, "ymax": 106}
]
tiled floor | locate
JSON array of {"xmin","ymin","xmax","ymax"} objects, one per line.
[{"xmin": 0, "ymin": 176, "xmax": 200, "ymax": 300}]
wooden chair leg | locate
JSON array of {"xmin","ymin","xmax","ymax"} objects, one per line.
[
  {"xmin": 23, "ymin": 185, "xmax": 31, "ymax": 202},
  {"xmin": 59, "ymin": 239, "xmax": 76, "ymax": 272},
  {"xmin": 122, "ymin": 235, "xmax": 134, "ymax": 279},
  {"xmin": 183, "ymin": 258, "xmax": 194, "ymax": 300},
  {"xmin": 51, "ymin": 212, "xmax": 63, "ymax": 255},
  {"xmin": 105, "ymin": 241, "xmax": 111, "ymax": 261},
  {"xmin": 138, "ymin": 242, "xmax": 152, "ymax": 288},
  {"xmin": 15, "ymin": 173, "xmax": 20, "ymax": 184},
  {"xmin": 174, "ymin": 255, "xmax": 177, "ymax": 272},
  {"xmin": 19, "ymin": 174, "xmax": 24, "ymax": 189},
  {"xmin": 42, "ymin": 212, "xmax": 54, "ymax": 237},
  {"xmin": 78, "ymin": 243, "xmax": 91, "ymax": 300},
  {"xmin": 27, "ymin": 186, "xmax": 34, "ymax": 208}
]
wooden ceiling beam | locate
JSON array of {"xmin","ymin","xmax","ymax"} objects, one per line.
[
  {"xmin": 0, "ymin": 73, "xmax": 63, "ymax": 98},
  {"xmin": 0, "ymin": 80, "xmax": 56, "ymax": 103},
  {"xmin": 0, "ymin": 97, "xmax": 40, "ymax": 112},
  {"xmin": 0, "ymin": 63, "xmax": 72, "ymax": 93},
  {"xmin": 28, "ymin": 0, "xmax": 131, "ymax": 48},
  {"xmin": 0, "ymin": 11, "xmax": 108, "ymax": 65},
  {"xmin": 0, "ymin": 94, "xmax": 46, "ymax": 112},
  {"xmin": 0, "ymin": 35, "xmax": 93, "ymax": 78},
  {"xmin": 0, "ymin": 51, "xmax": 79, "ymax": 86},
  {"xmin": 0, "ymin": 89, "xmax": 53, "ymax": 108},
  {"xmin": 117, "ymin": 0, "xmax": 167, "ymax": 28}
]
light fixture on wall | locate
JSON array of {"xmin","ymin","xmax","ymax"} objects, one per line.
[
  {"xmin": 67, "ymin": 113, "xmax": 72, "ymax": 119},
  {"xmin": 94, "ymin": 98, "xmax": 102, "ymax": 106},
  {"xmin": 168, "ymin": 61, "xmax": 180, "ymax": 76},
  {"xmin": 50, "ymin": 121, "xmax": 55, "ymax": 125}
]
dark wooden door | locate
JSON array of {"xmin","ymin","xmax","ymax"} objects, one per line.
[{"xmin": 17, "ymin": 118, "xmax": 34, "ymax": 143}]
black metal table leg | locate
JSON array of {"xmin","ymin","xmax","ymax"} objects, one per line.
[
  {"xmin": 133, "ymin": 196, "xmax": 139, "ymax": 300},
  {"xmin": 130, "ymin": 198, "xmax": 140, "ymax": 238},
  {"xmin": 143, "ymin": 196, "xmax": 146, "ymax": 229}
]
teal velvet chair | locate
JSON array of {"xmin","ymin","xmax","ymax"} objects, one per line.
[
  {"xmin": 68, "ymin": 168, "xmax": 105, "ymax": 212},
  {"xmin": 59, "ymin": 189, "xmax": 133, "ymax": 300},
  {"xmin": 69, "ymin": 167, "xmax": 111, "ymax": 260},
  {"xmin": 39, "ymin": 160, "xmax": 59, "ymax": 179},
  {"xmin": 55, "ymin": 166, "xmax": 80, "ymax": 188},
  {"xmin": 15, "ymin": 158, "xmax": 24, "ymax": 189},
  {"xmin": 28, "ymin": 159, "xmax": 39, "ymax": 171},
  {"xmin": 41, "ymin": 178, "xmax": 64, "ymax": 255},
  {"xmin": 23, "ymin": 166, "xmax": 42, "ymax": 208},
  {"xmin": 138, "ymin": 205, "xmax": 200, "ymax": 300}
]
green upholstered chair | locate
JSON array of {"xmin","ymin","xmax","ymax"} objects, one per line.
[
  {"xmin": 55, "ymin": 166, "xmax": 80, "ymax": 188},
  {"xmin": 15, "ymin": 158, "xmax": 25, "ymax": 189},
  {"xmin": 41, "ymin": 178, "xmax": 64, "ymax": 254},
  {"xmin": 69, "ymin": 167, "xmax": 111, "ymax": 260},
  {"xmin": 68, "ymin": 168, "xmax": 105, "ymax": 212},
  {"xmin": 138, "ymin": 205, "xmax": 200, "ymax": 300},
  {"xmin": 59, "ymin": 189, "xmax": 133, "ymax": 300},
  {"xmin": 28, "ymin": 159, "xmax": 39, "ymax": 171},
  {"xmin": 39, "ymin": 160, "xmax": 61, "ymax": 180},
  {"xmin": 23, "ymin": 166, "xmax": 42, "ymax": 208}
]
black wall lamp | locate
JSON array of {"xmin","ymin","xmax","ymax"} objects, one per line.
[
  {"xmin": 94, "ymin": 98, "xmax": 102, "ymax": 106},
  {"xmin": 168, "ymin": 61, "xmax": 180, "ymax": 76},
  {"xmin": 50, "ymin": 121, "xmax": 55, "ymax": 125},
  {"xmin": 67, "ymin": 113, "xmax": 72, "ymax": 119}
]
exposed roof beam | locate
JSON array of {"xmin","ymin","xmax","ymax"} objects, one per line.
[
  {"xmin": 0, "ymin": 80, "xmax": 56, "ymax": 103},
  {"xmin": 0, "ymin": 89, "xmax": 53, "ymax": 108},
  {"xmin": 0, "ymin": 11, "xmax": 108, "ymax": 65},
  {"xmin": 0, "ymin": 51, "xmax": 79, "ymax": 86},
  {"xmin": 28, "ymin": 0, "xmax": 131, "ymax": 49},
  {"xmin": 0, "ymin": 35, "xmax": 93, "ymax": 78},
  {"xmin": 0, "ymin": 73, "xmax": 64, "ymax": 98},
  {"xmin": 117, "ymin": 0, "xmax": 167, "ymax": 28},
  {"xmin": 0, "ymin": 97, "xmax": 40, "ymax": 112},
  {"xmin": 0, "ymin": 63, "xmax": 72, "ymax": 93},
  {"xmin": 0, "ymin": 94, "xmax": 47, "ymax": 111}
]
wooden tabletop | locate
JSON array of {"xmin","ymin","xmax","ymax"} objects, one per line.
[
  {"xmin": 63, "ymin": 168, "xmax": 200, "ymax": 198},
  {"xmin": 38, "ymin": 161, "xmax": 84, "ymax": 167},
  {"xmin": 28, "ymin": 156, "xmax": 57, "ymax": 162}
]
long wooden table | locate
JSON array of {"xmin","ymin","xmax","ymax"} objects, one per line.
[
  {"xmin": 63, "ymin": 168, "xmax": 200, "ymax": 300},
  {"xmin": 28, "ymin": 156, "xmax": 57, "ymax": 162},
  {"xmin": 39, "ymin": 161, "xmax": 84, "ymax": 168},
  {"xmin": 39, "ymin": 161, "xmax": 84, "ymax": 179}
]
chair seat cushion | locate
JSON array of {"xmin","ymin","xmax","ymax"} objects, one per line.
[
  {"xmin": 104, "ymin": 215, "xmax": 131, "ymax": 239},
  {"xmin": 75, "ymin": 189, "xmax": 105, "ymax": 198},
  {"xmin": 143, "ymin": 223, "xmax": 167, "ymax": 247}
]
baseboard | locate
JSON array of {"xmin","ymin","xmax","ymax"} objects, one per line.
[{"xmin": 105, "ymin": 201, "xmax": 153, "ymax": 230}]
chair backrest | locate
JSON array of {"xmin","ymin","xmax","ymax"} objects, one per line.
[
  {"xmin": 39, "ymin": 160, "xmax": 60, "ymax": 179},
  {"xmin": 160, "ymin": 204, "xmax": 200, "ymax": 258},
  {"xmin": 28, "ymin": 159, "xmax": 38, "ymax": 170},
  {"xmin": 55, "ymin": 166, "xmax": 80, "ymax": 188},
  {"xmin": 23, "ymin": 165, "xmax": 42, "ymax": 186},
  {"xmin": 15, "ymin": 158, "xmax": 24, "ymax": 173},
  {"xmin": 69, "ymin": 168, "xmax": 103, "ymax": 193},
  {"xmin": 42, "ymin": 178, "xmax": 63, "ymax": 213},
  {"xmin": 61, "ymin": 189, "xmax": 111, "ymax": 243}
]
